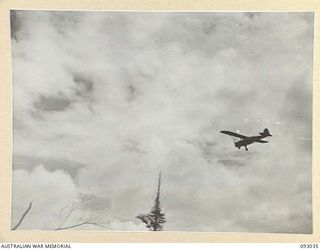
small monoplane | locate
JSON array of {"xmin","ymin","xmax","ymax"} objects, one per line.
[{"xmin": 220, "ymin": 128, "xmax": 272, "ymax": 151}]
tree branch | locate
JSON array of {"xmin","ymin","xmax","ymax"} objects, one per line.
[
  {"xmin": 55, "ymin": 221, "xmax": 105, "ymax": 230},
  {"xmin": 54, "ymin": 195, "xmax": 104, "ymax": 231},
  {"xmin": 12, "ymin": 201, "xmax": 33, "ymax": 230},
  {"xmin": 56, "ymin": 195, "xmax": 92, "ymax": 229}
]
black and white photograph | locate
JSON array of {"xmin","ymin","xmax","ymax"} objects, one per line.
[{"xmin": 10, "ymin": 11, "xmax": 314, "ymax": 233}]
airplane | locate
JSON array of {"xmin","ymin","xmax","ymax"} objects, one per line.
[{"xmin": 220, "ymin": 128, "xmax": 272, "ymax": 151}]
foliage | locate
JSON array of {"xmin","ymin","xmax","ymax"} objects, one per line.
[{"xmin": 136, "ymin": 173, "xmax": 166, "ymax": 231}]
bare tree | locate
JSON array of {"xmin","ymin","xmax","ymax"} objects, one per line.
[
  {"xmin": 12, "ymin": 195, "xmax": 107, "ymax": 230},
  {"xmin": 55, "ymin": 195, "xmax": 106, "ymax": 230},
  {"xmin": 12, "ymin": 201, "xmax": 33, "ymax": 230},
  {"xmin": 136, "ymin": 172, "xmax": 166, "ymax": 231}
]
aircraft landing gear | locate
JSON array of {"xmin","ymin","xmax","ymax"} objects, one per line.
[{"xmin": 245, "ymin": 146, "xmax": 248, "ymax": 151}]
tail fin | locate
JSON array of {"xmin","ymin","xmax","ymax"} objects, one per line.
[{"xmin": 260, "ymin": 128, "xmax": 272, "ymax": 137}]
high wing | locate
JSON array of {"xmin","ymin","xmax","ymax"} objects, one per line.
[
  {"xmin": 220, "ymin": 131, "xmax": 247, "ymax": 139},
  {"xmin": 256, "ymin": 139, "xmax": 268, "ymax": 143}
]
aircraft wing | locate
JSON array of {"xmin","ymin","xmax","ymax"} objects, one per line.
[
  {"xmin": 220, "ymin": 131, "xmax": 247, "ymax": 139},
  {"xmin": 256, "ymin": 139, "xmax": 268, "ymax": 143}
]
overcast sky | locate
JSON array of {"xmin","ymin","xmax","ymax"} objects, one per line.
[{"xmin": 11, "ymin": 11, "xmax": 314, "ymax": 233}]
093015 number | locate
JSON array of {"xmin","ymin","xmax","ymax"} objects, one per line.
[{"xmin": 300, "ymin": 244, "xmax": 319, "ymax": 248}]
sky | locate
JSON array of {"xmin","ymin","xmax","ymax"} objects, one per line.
[{"xmin": 10, "ymin": 11, "xmax": 314, "ymax": 233}]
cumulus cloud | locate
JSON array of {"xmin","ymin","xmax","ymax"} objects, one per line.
[
  {"xmin": 12, "ymin": 165, "xmax": 79, "ymax": 229},
  {"xmin": 11, "ymin": 11, "xmax": 313, "ymax": 233}
]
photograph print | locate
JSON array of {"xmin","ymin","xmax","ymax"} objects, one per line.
[{"xmin": 10, "ymin": 11, "xmax": 314, "ymax": 233}]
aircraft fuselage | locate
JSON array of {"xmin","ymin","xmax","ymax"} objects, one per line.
[{"xmin": 235, "ymin": 135, "xmax": 267, "ymax": 150}]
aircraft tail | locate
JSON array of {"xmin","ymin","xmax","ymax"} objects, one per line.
[{"xmin": 260, "ymin": 128, "xmax": 272, "ymax": 137}]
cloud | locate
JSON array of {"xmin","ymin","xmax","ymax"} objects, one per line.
[
  {"xmin": 13, "ymin": 155, "xmax": 84, "ymax": 178},
  {"xmin": 33, "ymin": 93, "xmax": 72, "ymax": 112},
  {"xmin": 218, "ymin": 159, "xmax": 245, "ymax": 168},
  {"xmin": 11, "ymin": 11, "xmax": 313, "ymax": 233},
  {"xmin": 11, "ymin": 165, "xmax": 80, "ymax": 229}
]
